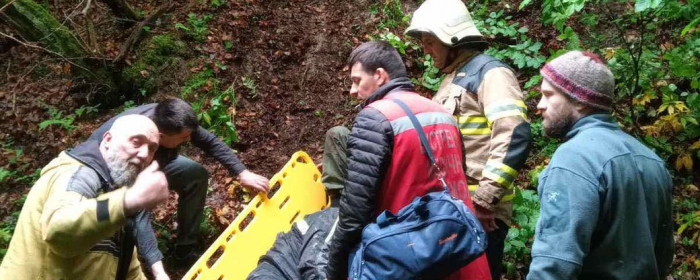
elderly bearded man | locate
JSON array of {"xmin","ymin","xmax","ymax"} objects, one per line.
[{"xmin": 0, "ymin": 115, "xmax": 171, "ymax": 280}]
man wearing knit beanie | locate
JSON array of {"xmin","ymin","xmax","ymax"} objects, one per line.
[
  {"xmin": 527, "ymin": 50, "xmax": 674, "ymax": 279},
  {"xmin": 537, "ymin": 51, "xmax": 615, "ymax": 137}
]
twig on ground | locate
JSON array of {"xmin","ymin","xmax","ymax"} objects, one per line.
[
  {"xmin": 82, "ymin": 0, "xmax": 92, "ymax": 15},
  {"xmin": 0, "ymin": 0, "xmax": 16, "ymax": 13},
  {"xmin": 82, "ymin": 0, "xmax": 100, "ymax": 54},
  {"xmin": 4, "ymin": 59, "xmax": 10, "ymax": 82},
  {"xmin": 0, "ymin": 30, "xmax": 93, "ymax": 74}
]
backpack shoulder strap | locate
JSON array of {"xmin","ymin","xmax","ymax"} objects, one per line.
[
  {"xmin": 390, "ymin": 98, "xmax": 448, "ymax": 192},
  {"xmin": 115, "ymin": 220, "xmax": 135, "ymax": 280},
  {"xmin": 452, "ymin": 53, "xmax": 511, "ymax": 94}
]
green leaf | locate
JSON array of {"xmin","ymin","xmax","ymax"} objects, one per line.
[
  {"xmin": 0, "ymin": 168, "xmax": 14, "ymax": 182},
  {"xmin": 677, "ymin": 223, "xmax": 688, "ymax": 235},
  {"xmin": 687, "ymin": 93, "xmax": 700, "ymax": 109},
  {"xmin": 529, "ymin": 42, "xmax": 543, "ymax": 52},
  {"xmin": 510, "ymin": 240, "xmax": 526, "ymax": 248},
  {"xmin": 525, "ymin": 75, "xmax": 543, "ymax": 89},
  {"xmin": 175, "ymin": 23, "xmax": 189, "ymax": 31},
  {"xmin": 369, "ymin": 4, "xmax": 379, "ymax": 15},
  {"xmin": 38, "ymin": 119, "xmax": 74, "ymax": 131},
  {"xmin": 634, "ymin": 0, "xmax": 662, "ymax": 12},
  {"xmin": 518, "ymin": 0, "xmax": 533, "ymax": 10},
  {"xmin": 508, "ymin": 228, "xmax": 521, "ymax": 239},
  {"xmin": 202, "ymin": 112, "xmax": 212, "ymax": 125},
  {"xmin": 681, "ymin": 17, "xmax": 700, "ymax": 36},
  {"xmin": 504, "ymin": 242, "xmax": 512, "ymax": 253}
]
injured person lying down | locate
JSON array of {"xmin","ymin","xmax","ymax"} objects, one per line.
[{"xmin": 247, "ymin": 208, "xmax": 338, "ymax": 280}]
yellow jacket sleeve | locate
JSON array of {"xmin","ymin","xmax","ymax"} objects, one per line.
[
  {"xmin": 40, "ymin": 166, "xmax": 128, "ymax": 258},
  {"xmin": 473, "ymin": 67, "xmax": 532, "ymax": 210}
]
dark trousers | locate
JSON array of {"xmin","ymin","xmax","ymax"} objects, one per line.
[
  {"xmin": 321, "ymin": 126, "xmax": 350, "ymax": 190},
  {"xmin": 321, "ymin": 126, "xmax": 350, "ymax": 206},
  {"xmin": 486, "ymin": 219, "xmax": 509, "ymax": 280},
  {"xmin": 162, "ymin": 155, "xmax": 209, "ymax": 248}
]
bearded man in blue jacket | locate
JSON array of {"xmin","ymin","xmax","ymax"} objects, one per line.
[{"xmin": 527, "ymin": 50, "xmax": 674, "ymax": 280}]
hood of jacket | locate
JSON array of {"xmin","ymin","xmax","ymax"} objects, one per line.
[{"xmin": 65, "ymin": 140, "xmax": 113, "ymax": 190}]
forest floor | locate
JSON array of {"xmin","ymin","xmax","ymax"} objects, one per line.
[{"xmin": 1, "ymin": 0, "xmax": 697, "ymax": 279}]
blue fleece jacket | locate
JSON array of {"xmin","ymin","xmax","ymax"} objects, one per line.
[{"xmin": 527, "ymin": 114, "xmax": 674, "ymax": 280}]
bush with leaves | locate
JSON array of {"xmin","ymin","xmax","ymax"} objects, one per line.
[
  {"xmin": 369, "ymin": 0, "xmax": 409, "ymax": 30},
  {"xmin": 503, "ymin": 188, "xmax": 540, "ymax": 277},
  {"xmin": 182, "ymin": 68, "xmax": 239, "ymax": 146},
  {"xmin": 0, "ymin": 194, "xmax": 26, "ymax": 262},
  {"xmin": 175, "ymin": 13, "xmax": 212, "ymax": 43}
]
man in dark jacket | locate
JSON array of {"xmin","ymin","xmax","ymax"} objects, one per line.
[
  {"xmin": 527, "ymin": 51, "xmax": 674, "ymax": 279},
  {"xmin": 324, "ymin": 41, "xmax": 491, "ymax": 280},
  {"xmin": 89, "ymin": 98, "xmax": 270, "ymax": 270}
]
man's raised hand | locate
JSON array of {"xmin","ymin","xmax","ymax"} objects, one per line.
[{"xmin": 124, "ymin": 161, "xmax": 169, "ymax": 216}]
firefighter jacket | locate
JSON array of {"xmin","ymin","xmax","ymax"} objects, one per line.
[
  {"xmin": 433, "ymin": 51, "xmax": 532, "ymax": 225},
  {"xmin": 0, "ymin": 140, "xmax": 145, "ymax": 280}
]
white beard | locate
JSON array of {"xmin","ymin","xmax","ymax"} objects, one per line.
[{"xmin": 104, "ymin": 149, "xmax": 141, "ymax": 187}]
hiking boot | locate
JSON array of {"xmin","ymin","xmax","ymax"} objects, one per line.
[{"xmin": 173, "ymin": 244, "xmax": 202, "ymax": 269}]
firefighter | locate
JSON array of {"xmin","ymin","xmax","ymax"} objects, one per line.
[{"xmin": 406, "ymin": 0, "xmax": 533, "ymax": 278}]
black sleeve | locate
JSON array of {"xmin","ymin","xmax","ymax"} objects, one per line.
[
  {"xmin": 326, "ymin": 108, "xmax": 393, "ymax": 280},
  {"xmin": 133, "ymin": 210, "xmax": 163, "ymax": 266},
  {"xmin": 190, "ymin": 126, "xmax": 247, "ymax": 176},
  {"xmin": 87, "ymin": 104, "xmax": 157, "ymax": 142}
]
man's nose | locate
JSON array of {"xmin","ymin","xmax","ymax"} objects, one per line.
[
  {"xmin": 536, "ymin": 97, "xmax": 546, "ymax": 114},
  {"xmin": 136, "ymin": 145, "xmax": 150, "ymax": 160},
  {"xmin": 349, "ymin": 85, "xmax": 358, "ymax": 96}
]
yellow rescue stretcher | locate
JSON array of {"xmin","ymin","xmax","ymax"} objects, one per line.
[{"xmin": 182, "ymin": 151, "xmax": 330, "ymax": 280}]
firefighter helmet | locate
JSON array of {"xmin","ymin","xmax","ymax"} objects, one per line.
[{"xmin": 405, "ymin": 0, "xmax": 487, "ymax": 49}]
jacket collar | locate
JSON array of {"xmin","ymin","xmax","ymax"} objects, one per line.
[
  {"xmin": 359, "ymin": 77, "xmax": 415, "ymax": 109},
  {"xmin": 565, "ymin": 113, "xmax": 619, "ymax": 141},
  {"xmin": 66, "ymin": 140, "xmax": 114, "ymax": 189},
  {"xmin": 442, "ymin": 49, "xmax": 480, "ymax": 74}
]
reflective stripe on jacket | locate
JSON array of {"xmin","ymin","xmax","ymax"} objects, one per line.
[{"xmin": 433, "ymin": 51, "xmax": 532, "ymax": 225}]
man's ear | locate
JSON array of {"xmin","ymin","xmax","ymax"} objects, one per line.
[
  {"xmin": 102, "ymin": 131, "xmax": 112, "ymax": 149},
  {"xmin": 573, "ymin": 100, "xmax": 596, "ymax": 119},
  {"xmin": 375, "ymin": 67, "xmax": 390, "ymax": 86}
]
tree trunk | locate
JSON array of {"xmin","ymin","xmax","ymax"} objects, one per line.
[
  {"xmin": 0, "ymin": 0, "xmax": 122, "ymax": 105},
  {"xmin": 1, "ymin": 0, "xmax": 87, "ymax": 58},
  {"xmin": 99, "ymin": 0, "xmax": 140, "ymax": 27}
]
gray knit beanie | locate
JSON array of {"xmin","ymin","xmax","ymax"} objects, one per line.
[{"xmin": 540, "ymin": 50, "xmax": 615, "ymax": 111}]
